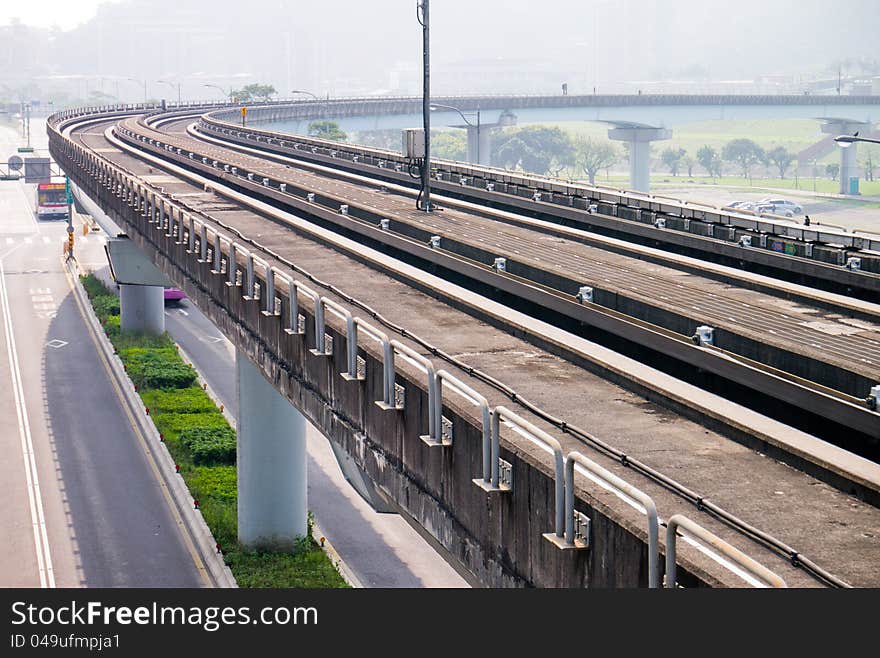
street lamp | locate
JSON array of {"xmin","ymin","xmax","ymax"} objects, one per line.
[
  {"xmin": 127, "ymin": 77, "xmax": 147, "ymax": 104},
  {"xmin": 157, "ymin": 80, "xmax": 181, "ymax": 104},
  {"xmin": 291, "ymin": 89, "xmax": 318, "ymax": 101},
  {"xmin": 835, "ymin": 134, "xmax": 880, "ymax": 147},
  {"xmin": 430, "ymin": 102, "xmax": 481, "ymax": 164},
  {"xmin": 204, "ymin": 84, "xmax": 232, "ymax": 102}
]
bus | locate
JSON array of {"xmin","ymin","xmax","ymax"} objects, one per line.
[{"xmin": 35, "ymin": 182, "xmax": 68, "ymax": 220}]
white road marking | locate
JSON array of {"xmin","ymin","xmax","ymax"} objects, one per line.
[
  {"xmin": 0, "ymin": 259, "xmax": 55, "ymax": 587},
  {"xmin": 177, "ymin": 308, "xmax": 189, "ymax": 316},
  {"xmin": 42, "ymin": 237, "xmax": 51, "ymax": 245},
  {"xmin": 24, "ymin": 237, "xmax": 32, "ymax": 244},
  {"xmin": 5, "ymin": 238, "xmax": 13, "ymax": 245}
]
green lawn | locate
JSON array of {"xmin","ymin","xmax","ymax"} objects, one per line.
[{"xmin": 590, "ymin": 173, "xmax": 880, "ymax": 196}]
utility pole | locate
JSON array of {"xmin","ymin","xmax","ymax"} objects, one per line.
[
  {"xmin": 418, "ymin": 0, "xmax": 431, "ymax": 212},
  {"xmin": 65, "ymin": 176, "xmax": 74, "ymax": 259}
]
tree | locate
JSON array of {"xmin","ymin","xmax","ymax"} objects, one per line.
[
  {"xmin": 766, "ymin": 146, "xmax": 795, "ymax": 179},
  {"xmin": 231, "ymin": 83, "xmax": 277, "ymax": 102},
  {"xmin": 492, "ymin": 126, "xmax": 574, "ymax": 175},
  {"xmin": 722, "ymin": 139, "xmax": 766, "ymax": 180},
  {"xmin": 696, "ymin": 145, "xmax": 723, "ymax": 179},
  {"xmin": 825, "ymin": 163, "xmax": 840, "ymax": 181},
  {"xmin": 861, "ymin": 145, "xmax": 879, "ymax": 182},
  {"xmin": 573, "ymin": 136, "xmax": 619, "ymax": 184},
  {"xmin": 307, "ymin": 120, "xmax": 347, "ymax": 141},
  {"xmin": 660, "ymin": 147, "xmax": 687, "ymax": 176},
  {"xmin": 430, "ymin": 130, "xmax": 467, "ymax": 161},
  {"xmin": 683, "ymin": 154, "xmax": 697, "ymax": 178}
]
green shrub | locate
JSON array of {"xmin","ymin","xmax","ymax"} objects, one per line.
[
  {"xmin": 92, "ymin": 295, "xmax": 120, "ymax": 319},
  {"xmin": 81, "ymin": 273, "xmax": 115, "ymax": 300},
  {"xmin": 103, "ymin": 314, "xmax": 121, "ymax": 335},
  {"xmin": 121, "ymin": 347, "xmax": 197, "ymax": 389},
  {"xmin": 152, "ymin": 411, "xmax": 228, "ymax": 447},
  {"xmin": 225, "ymin": 544, "xmax": 349, "ymax": 588},
  {"xmin": 112, "ymin": 331, "xmax": 173, "ymax": 351},
  {"xmin": 189, "ymin": 465, "xmax": 237, "ymax": 503},
  {"xmin": 198, "ymin": 497, "xmax": 238, "ymax": 549},
  {"xmin": 141, "ymin": 387, "xmax": 217, "ymax": 415},
  {"xmin": 180, "ymin": 426, "xmax": 237, "ymax": 465}
]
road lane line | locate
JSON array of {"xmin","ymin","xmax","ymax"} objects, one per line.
[
  {"xmin": 0, "ymin": 258, "xmax": 55, "ymax": 588},
  {"xmin": 63, "ymin": 261, "xmax": 212, "ymax": 587}
]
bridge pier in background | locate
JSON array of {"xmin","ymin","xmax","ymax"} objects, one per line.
[
  {"xmin": 820, "ymin": 119, "xmax": 872, "ymax": 195},
  {"xmin": 236, "ymin": 349, "xmax": 307, "ymax": 550},
  {"xmin": 119, "ymin": 284, "xmax": 165, "ymax": 335},
  {"xmin": 607, "ymin": 124, "xmax": 672, "ymax": 193}
]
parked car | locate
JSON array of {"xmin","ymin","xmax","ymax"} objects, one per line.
[
  {"xmin": 758, "ymin": 198, "xmax": 803, "ymax": 217},
  {"xmin": 724, "ymin": 200, "xmax": 757, "ymax": 212}
]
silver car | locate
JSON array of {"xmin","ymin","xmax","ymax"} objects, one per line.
[{"xmin": 758, "ymin": 198, "xmax": 803, "ymax": 217}]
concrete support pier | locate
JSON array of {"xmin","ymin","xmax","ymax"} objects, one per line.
[
  {"xmin": 119, "ymin": 284, "xmax": 165, "ymax": 334},
  {"xmin": 236, "ymin": 349, "xmax": 307, "ymax": 549},
  {"xmin": 607, "ymin": 122, "xmax": 672, "ymax": 193},
  {"xmin": 820, "ymin": 118, "xmax": 872, "ymax": 195}
]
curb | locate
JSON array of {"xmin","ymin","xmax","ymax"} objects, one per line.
[
  {"xmin": 67, "ymin": 260, "xmax": 237, "ymax": 588},
  {"xmin": 175, "ymin": 342, "xmax": 363, "ymax": 588},
  {"xmin": 310, "ymin": 519, "xmax": 364, "ymax": 589}
]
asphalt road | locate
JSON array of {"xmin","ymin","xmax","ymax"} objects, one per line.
[{"xmin": 0, "ymin": 123, "xmax": 206, "ymax": 587}]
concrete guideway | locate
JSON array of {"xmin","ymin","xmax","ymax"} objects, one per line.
[{"xmin": 49, "ymin": 110, "xmax": 880, "ymax": 588}]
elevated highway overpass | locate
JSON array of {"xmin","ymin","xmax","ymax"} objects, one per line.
[{"xmin": 46, "ymin": 100, "xmax": 880, "ymax": 588}]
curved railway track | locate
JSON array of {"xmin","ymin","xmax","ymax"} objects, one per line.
[
  {"xmin": 48, "ymin": 105, "xmax": 880, "ymax": 588},
  {"xmin": 110, "ymin": 112, "xmax": 880, "ymax": 453}
]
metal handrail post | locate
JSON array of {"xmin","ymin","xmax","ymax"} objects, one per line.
[
  {"xmin": 665, "ymin": 514, "xmax": 786, "ymax": 589},
  {"xmin": 564, "ymin": 451, "xmax": 659, "ymax": 587}
]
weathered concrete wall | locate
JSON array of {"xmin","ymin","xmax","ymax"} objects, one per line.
[{"xmin": 54, "ymin": 138, "xmax": 711, "ymax": 589}]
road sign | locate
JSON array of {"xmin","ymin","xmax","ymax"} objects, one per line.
[
  {"xmin": 65, "ymin": 176, "xmax": 73, "ymax": 204},
  {"xmin": 7, "ymin": 155, "xmax": 23, "ymax": 171},
  {"xmin": 241, "ymin": 106, "xmax": 247, "ymax": 117},
  {"xmin": 24, "ymin": 157, "xmax": 51, "ymax": 184}
]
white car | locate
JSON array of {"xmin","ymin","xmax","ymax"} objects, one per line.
[{"xmin": 758, "ymin": 198, "xmax": 803, "ymax": 217}]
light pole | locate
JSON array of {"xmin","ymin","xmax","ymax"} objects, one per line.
[
  {"xmin": 291, "ymin": 89, "xmax": 318, "ymax": 101},
  {"xmin": 157, "ymin": 80, "xmax": 181, "ymax": 104},
  {"xmin": 127, "ymin": 77, "xmax": 147, "ymax": 104},
  {"xmin": 416, "ymin": 0, "xmax": 431, "ymax": 212},
  {"xmin": 430, "ymin": 103, "xmax": 481, "ymax": 164},
  {"xmin": 204, "ymin": 84, "xmax": 232, "ymax": 102}
]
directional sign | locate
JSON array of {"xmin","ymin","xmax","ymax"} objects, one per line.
[
  {"xmin": 24, "ymin": 157, "xmax": 51, "ymax": 184},
  {"xmin": 7, "ymin": 155, "xmax": 23, "ymax": 171}
]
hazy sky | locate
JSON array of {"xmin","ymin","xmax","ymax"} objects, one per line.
[
  {"xmin": 0, "ymin": 0, "xmax": 120, "ymax": 29},
  {"xmin": 3, "ymin": 0, "xmax": 879, "ymax": 96}
]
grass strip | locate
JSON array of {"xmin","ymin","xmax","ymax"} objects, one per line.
[{"xmin": 80, "ymin": 273, "xmax": 347, "ymax": 588}]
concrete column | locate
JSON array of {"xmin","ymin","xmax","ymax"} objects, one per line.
[
  {"xmin": 820, "ymin": 119, "xmax": 870, "ymax": 195},
  {"xmin": 464, "ymin": 125, "xmax": 493, "ymax": 166},
  {"xmin": 839, "ymin": 141, "xmax": 859, "ymax": 195},
  {"xmin": 607, "ymin": 125, "xmax": 672, "ymax": 193},
  {"xmin": 119, "ymin": 284, "xmax": 165, "ymax": 335},
  {"xmin": 236, "ymin": 349, "xmax": 307, "ymax": 550}
]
